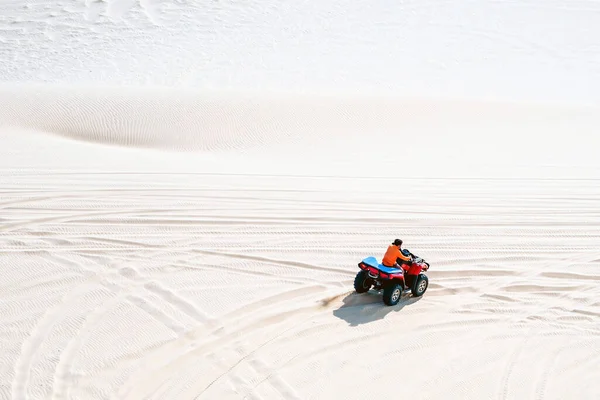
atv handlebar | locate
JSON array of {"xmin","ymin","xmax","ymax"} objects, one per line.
[
  {"xmin": 412, "ymin": 256, "xmax": 430, "ymax": 271},
  {"xmin": 403, "ymin": 249, "xmax": 430, "ymax": 271}
]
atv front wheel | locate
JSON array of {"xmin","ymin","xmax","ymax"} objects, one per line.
[
  {"xmin": 354, "ymin": 270, "xmax": 372, "ymax": 293},
  {"xmin": 412, "ymin": 275, "xmax": 429, "ymax": 297},
  {"xmin": 383, "ymin": 283, "xmax": 403, "ymax": 306}
]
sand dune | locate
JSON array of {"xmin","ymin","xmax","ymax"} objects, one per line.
[
  {"xmin": 1, "ymin": 87, "xmax": 600, "ymax": 399},
  {"xmin": 2, "ymin": 0, "xmax": 600, "ymax": 399}
]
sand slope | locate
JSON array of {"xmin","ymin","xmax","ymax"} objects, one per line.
[{"xmin": 1, "ymin": 87, "xmax": 600, "ymax": 399}]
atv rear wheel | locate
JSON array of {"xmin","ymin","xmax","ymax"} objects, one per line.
[
  {"xmin": 354, "ymin": 270, "xmax": 372, "ymax": 293},
  {"xmin": 383, "ymin": 283, "xmax": 403, "ymax": 306},
  {"xmin": 411, "ymin": 275, "xmax": 429, "ymax": 297}
]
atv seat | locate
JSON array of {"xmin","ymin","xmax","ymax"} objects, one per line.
[
  {"xmin": 360, "ymin": 257, "xmax": 403, "ymax": 274},
  {"xmin": 377, "ymin": 264, "xmax": 403, "ymax": 274}
]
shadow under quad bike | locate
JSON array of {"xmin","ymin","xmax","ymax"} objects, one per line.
[{"xmin": 353, "ymin": 249, "xmax": 430, "ymax": 306}]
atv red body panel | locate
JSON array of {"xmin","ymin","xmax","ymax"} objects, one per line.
[{"xmin": 358, "ymin": 255, "xmax": 428, "ymax": 289}]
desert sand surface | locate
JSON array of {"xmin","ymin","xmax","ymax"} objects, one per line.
[{"xmin": 1, "ymin": 1, "xmax": 600, "ymax": 400}]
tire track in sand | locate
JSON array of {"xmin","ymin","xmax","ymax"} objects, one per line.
[
  {"xmin": 118, "ymin": 284, "xmax": 335, "ymax": 399},
  {"xmin": 36, "ymin": 249, "xmax": 208, "ymax": 400},
  {"xmin": 30, "ymin": 252, "xmax": 182, "ymax": 400}
]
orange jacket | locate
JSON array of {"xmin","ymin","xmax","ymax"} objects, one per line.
[{"xmin": 382, "ymin": 244, "xmax": 411, "ymax": 267}]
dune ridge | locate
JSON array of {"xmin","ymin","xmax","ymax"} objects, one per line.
[{"xmin": 1, "ymin": 84, "xmax": 599, "ymax": 159}]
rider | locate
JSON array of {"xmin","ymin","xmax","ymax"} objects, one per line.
[{"xmin": 382, "ymin": 239, "xmax": 412, "ymax": 270}]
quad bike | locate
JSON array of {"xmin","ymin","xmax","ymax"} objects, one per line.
[{"xmin": 353, "ymin": 249, "xmax": 430, "ymax": 306}]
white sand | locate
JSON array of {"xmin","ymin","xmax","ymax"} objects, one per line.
[{"xmin": 1, "ymin": 2, "xmax": 600, "ymax": 400}]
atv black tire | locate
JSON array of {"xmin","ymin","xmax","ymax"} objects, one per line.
[
  {"xmin": 411, "ymin": 275, "xmax": 429, "ymax": 297},
  {"xmin": 354, "ymin": 270, "xmax": 372, "ymax": 293},
  {"xmin": 383, "ymin": 283, "xmax": 403, "ymax": 306}
]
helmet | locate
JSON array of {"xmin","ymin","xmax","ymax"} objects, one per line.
[{"xmin": 393, "ymin": 239, "xmax": 402, "ymax": 246}]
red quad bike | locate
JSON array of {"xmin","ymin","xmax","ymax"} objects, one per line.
[{"xmin": 353, "ymin": 250, "xmax": 430, "ymax": 306}]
